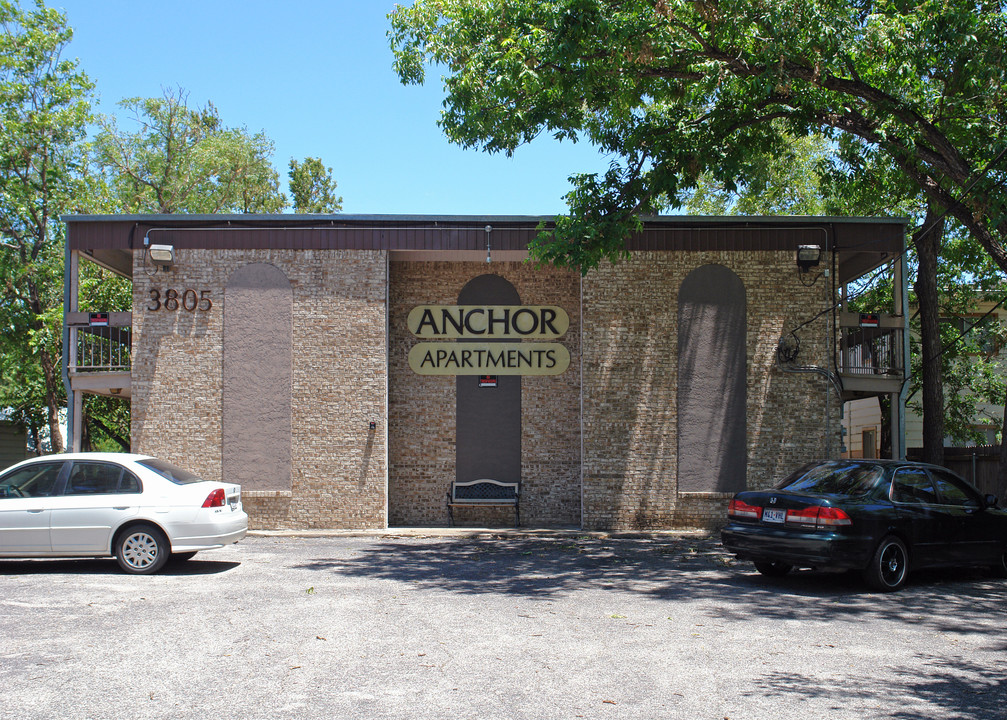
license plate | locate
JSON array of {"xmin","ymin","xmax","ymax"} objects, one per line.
[{"xmin": 762, "ymin": 508, "xmax": 786, "ymax": 524}]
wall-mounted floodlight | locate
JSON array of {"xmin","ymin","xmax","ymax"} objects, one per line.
[
  {"xmin": 796, "ymin": 244, "xmax": 822, "ymax": 272},
  {"xmin": 148, "ymin": 244, "xmax": 175, "ymax": 269}
]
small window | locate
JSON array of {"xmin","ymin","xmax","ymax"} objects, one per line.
[
  {"xmin": 65, "ymin": 462, "xmax": 142, "ymax": 495},
  {"xmin": 861, "ymin": 429, "xmax": 877, "ymax": 459},
  {"xmin": 119, "ymin": 472, "xmax": 141, "ymax": 493},
  {"xmin": 892, "ymin": 468, "xmax": 937, "ymax": 504},
  {"xmin": 941, "ymin": 315, "xmax": 1004, "ymax": 357},
  {"xmin": 930, "ymin": 469, "xmax": 980, "ymax": 508},
  {"xmin": 0, "ymin": 461, "xmax": 65, "ymax": 498}
]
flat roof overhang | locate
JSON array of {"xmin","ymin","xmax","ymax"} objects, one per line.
[{"xmin": 63, "ymin": 214, "xmax": 906, "ymax": 284}]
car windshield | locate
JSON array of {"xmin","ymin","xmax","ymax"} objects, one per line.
[
  {"xmin": 776, "ymin": 462, "xmax": 885, "ymax": 496},
  {"xmin": 137, "ymin": 458, "xmax": 205, "ymax": 485}
]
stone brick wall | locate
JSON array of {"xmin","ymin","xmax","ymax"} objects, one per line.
[
  {"xmin": 130, "ymin": 245, "xmax": 838, "ymax": 532},
  {"xmin": 131, "ymin": 248, "xmax": 388, "ymax": 529},
  {"xmin": 581, "ymin": 250, "xmax": 840, "ymax": 531},
  {"xmin": 388, "ymin": 261, "xmax": 582, "ymax": 527}
]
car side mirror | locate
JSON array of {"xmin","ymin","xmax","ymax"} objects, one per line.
[{"xmin": 984, "ymin": 494, "xmax": 999, "ymax": 508}]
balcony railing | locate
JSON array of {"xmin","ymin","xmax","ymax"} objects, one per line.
[
  {"xmin": 836, "ymin": 313, "xmax": 905, "ymax": 400},
  {"xmin": 840, "ymin": 326, "xmax": 903, "ymax": 376},
  {"xmin": 66, "ymin": 312, "xmax": 132, "ymax": 373},
  {"xmin": 73, "ymin": 326, "xmax": 131, "ymax": 372}
]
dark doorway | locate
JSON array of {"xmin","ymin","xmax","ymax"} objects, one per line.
[{"xmin": 456, "ymin": 275, "xmax": 522, "ymax": 488}]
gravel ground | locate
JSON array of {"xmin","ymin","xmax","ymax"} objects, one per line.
[{"xmin": 2, "ymin": 531, "xmax": 1005, "ymax": 720}]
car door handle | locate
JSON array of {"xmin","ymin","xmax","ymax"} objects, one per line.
[
  {"xmin": 27, "ymin": 509, "xmax": 45, "ymax": 514},
  {"xmin": 113, "ymin": 506, "xmax": 132, "ymax": 511}
]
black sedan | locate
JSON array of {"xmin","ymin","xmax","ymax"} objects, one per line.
[{"xmin": 720, "ymin": 459, "xmax": 1007, "ymax": 591}]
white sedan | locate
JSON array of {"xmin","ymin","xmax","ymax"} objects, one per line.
[{"xmin": 0, "ymin": 453, "xmax": 247, "ymax": 574}]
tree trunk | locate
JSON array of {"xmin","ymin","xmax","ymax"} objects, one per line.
[
  {"xmin": 878, "ymin": 394, "xmax": 893, "ymax": 459},
  {"xmin": 998, "ymin": 403, "xmax": 1007, "ymax": 501},
  {"xmin": 29, "ymin": 422, "xmax": 41, "ymax": 457},
  {"xmin": 81, "ymin": 403, "xmax": 92, "ymax": 452},
  {"xmin": 84, "ymin": 400, "xmax": 131, "ymax": 452},
  {"xmin": 38, "ymin": 346, "xmax": 64, "ymax": 453},
  {"xmin": 912, "ymin": 206, "xmax": 945, "ymax": 467}
]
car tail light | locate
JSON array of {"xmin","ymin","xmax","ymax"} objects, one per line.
[
  {"xmin": 817, "ymin": 506, "xmax": 852, "ymax": 527},
  {"xmin": 728, "ymin": 498, "xmax": 762, "ymax": 520},
  {"xmin": 785, "ymin": 507, "xmax": 820, "ymax": 526},
  {"xmin": 202, "ymin": 488, "xmax": 226, "ymax": 508},
  {"xmin": 785, "ymin": 505, "xmax": 852, "ymax": 529}
]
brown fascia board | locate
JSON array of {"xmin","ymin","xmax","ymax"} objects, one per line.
[{"xmin": 62, "ymin": 214, "xmax": 906, "ymax": 261}]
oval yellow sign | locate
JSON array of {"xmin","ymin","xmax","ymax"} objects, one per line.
[
  {"xmin": 408, "ymin": 305, "xmax": 569, "ymax": 339},
  {"xmin": 408, "ymin": 342, "xmax": 570, "ymax": 375}
]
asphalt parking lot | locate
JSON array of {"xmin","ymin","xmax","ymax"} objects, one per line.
[{"xmin": 2, "ymin": 531, "xmax": 1006, "ymax": 720}]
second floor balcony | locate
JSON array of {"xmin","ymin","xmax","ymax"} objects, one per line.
[
  {"xmin": 838, "ymin": 312, "xmax": 906, "ymax": 400},
  {"xmin": 65, "ymin": 311, "xmax": 131, "ymax": 397}
]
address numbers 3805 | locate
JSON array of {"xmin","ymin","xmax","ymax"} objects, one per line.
[{"xmin": 147, "ymin": 289, "xmax": 212, "ymax": 312}]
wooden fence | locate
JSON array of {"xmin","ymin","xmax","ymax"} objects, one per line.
[{"xmin": 907, "ymin": 445, "xmax": 1006, "ymax": 500}]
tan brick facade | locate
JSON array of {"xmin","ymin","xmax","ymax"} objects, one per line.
[
  {"xmin": 581, "ymin": 251, "xmax": 837, "ymax": 530},
  {"xmin": 128, "ymin": 241, "xmax": 840, "ymax": 532},
  {"xmin": 131, "ymin": 248, "xmax": 388, "ymax": 530},
  {"xmin": 388, "ymin": 261, "xmax": 582, "ymax": 527}
]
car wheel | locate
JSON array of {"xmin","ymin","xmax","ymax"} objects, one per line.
[
  {"xmin": 991, "ymin": 548, "xmax": 1007, "ymax": 579},
  {"xmin": 171, "ymin": 551, "xmax": 198, "ymax": 562},
  {"xmin": 754, "ymin": 561, "xmax": 793, "ymax": 577},
  {"xmin": 115, "ymin": 525, "xmax": 170, "ymax": 575},
  {"xmin": 864, "ymin": 536, "xmax": 909, "ymax": 591}
]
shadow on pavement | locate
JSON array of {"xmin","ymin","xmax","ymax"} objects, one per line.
[
  {"xmin": 288, "ymin": 534, "xmax": 1007, "ymax": 713},
  {"xmin": 291, "ymin": 534, "xmax": 1007, "ymax": 633},
  {"xmin": 0, "ymin": 557, "xmax": 240, "ymax": 576}
]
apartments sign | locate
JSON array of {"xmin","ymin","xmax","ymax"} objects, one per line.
[{"xmin": 407, "ymin": 305, "xmax": 570, "ymax": 375}]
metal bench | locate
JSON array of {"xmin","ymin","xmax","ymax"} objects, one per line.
[{"xmin": 447, "ymin": 479, "xmax": 520, "ymax": 527}]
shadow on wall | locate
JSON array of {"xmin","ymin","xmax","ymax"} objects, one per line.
[
  {"xmin": 582, "ymin": 259, "xmax": 746, "ymax": 529},
  {"xmin": 677, "ymin": 264, "xmax": 747, "ymax": 495}
]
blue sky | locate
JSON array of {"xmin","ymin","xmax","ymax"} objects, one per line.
[{"xmin": 55, "ymin": 0, "xmax": 613, "ymax": 216}]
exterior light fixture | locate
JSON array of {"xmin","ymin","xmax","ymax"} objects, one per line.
[
  {"xmin": 796, "ymin": 244, "xmax": 822, "ymax": 272},
  {"xmin": 148, "ymin": 244, "xmax": 175, "ymax": 268},
  {"xmin": 485, "ymin": 225, "xmax": 492, "ymax": 263}
]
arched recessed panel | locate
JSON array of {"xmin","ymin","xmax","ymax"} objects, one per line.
[
  {"xmin": 677, "ymin": 264, "xmax": 746, "ymax": 493},
  {"xmin": 456, "ymin": 274, "xmax": 521, "ymax": 488},
  {"xmin": 224, "ymin": 263, "xmax": 292, "ymax": 491}
]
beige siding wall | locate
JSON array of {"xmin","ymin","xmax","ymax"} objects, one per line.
[{"xmin": 0, "ymin": 422, "xmax": 28, "ymax": 470}]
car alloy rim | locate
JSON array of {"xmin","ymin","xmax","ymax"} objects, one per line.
[
  {"xmin": 122, "ymin": 532, "xmax": 159, "ymax": 569},
  {"xmin": 880, "ymin": 543, "xmax": 905, "ymax": 586}
]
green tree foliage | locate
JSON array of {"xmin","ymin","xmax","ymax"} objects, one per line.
[
  {"xmin": 684, "ymin": 130, "xmax": 830, "ymax": 215},
  {"xmin": 289, "ymin": 157, "xmax": 343, "ymax": 213},
  {"xmin": 88, "ymin": 87, "xmax": 296, "ymax": 448},
  {"xmin": 825, "ymin": 136, "xmax": 1007, "ymax": 457},
  {"xmin": 390, "ymin": 0, "xmax": 1007, "ymax": 275},
  {"xmin": 74, "ymin": 261, "xmax": 131, "ymax": 451},
  {"xmin": 93, "ymin": 87, "xmax": 287, "ymax": 214},
  {"xmin": 0, "ymin": 0, "xmax": 93, "ymax": 453},
  {"xmin": 392, "ymin": 0, "xmax": 1007, "ymax": 469}
]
